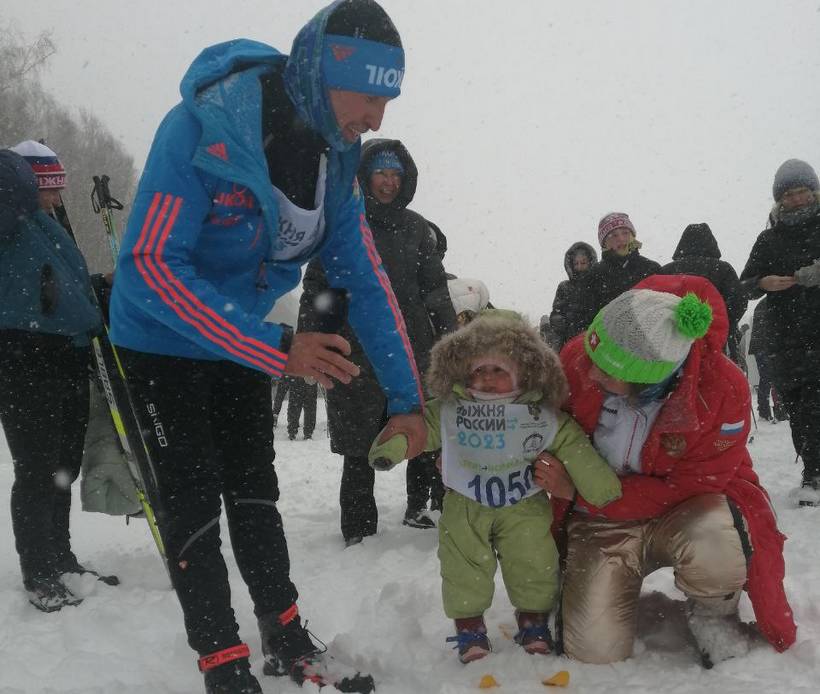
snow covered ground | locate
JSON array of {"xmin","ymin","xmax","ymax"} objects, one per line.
[{"xmin": 1, "ymin": 406, "xmax": 818, "ymax": 694}]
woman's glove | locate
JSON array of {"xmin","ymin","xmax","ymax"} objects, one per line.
[{"xmin": 795, "ymin": 259, "xmax": 820, "ymax": 287}]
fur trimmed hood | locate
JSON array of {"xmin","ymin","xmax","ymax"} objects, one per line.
[{"xmin": 427, "ymin": 309, "xmax": 568, "ymax": 407}]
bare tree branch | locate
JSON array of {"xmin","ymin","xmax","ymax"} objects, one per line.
[
  {"xmin": 1, "ymin": 23, "xmax": 137, "ymax": 272},
  {"xmin": 0, "ymin": 25, "xmax": 56, "ymax": 93}
]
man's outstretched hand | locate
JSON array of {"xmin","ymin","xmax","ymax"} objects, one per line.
[
  {"xmin": 377, "ymin": 413, "xmax": 428, "ymax": 460},
  {"xmin": 284, "ymin": 332, "xmax": 360, "ymax": 389}
]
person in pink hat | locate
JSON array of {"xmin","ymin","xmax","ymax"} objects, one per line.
[{"xmin": 565, "ymin": 211, "xmax": 660, "ymax": 340}]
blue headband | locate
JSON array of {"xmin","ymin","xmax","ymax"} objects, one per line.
[
  {"xmin": 368, "ymin": 150, "xmax": 404, "ymax": 175},
  {"xmin": 322, "ymin": 34, "xmax": 404, "ymax": 97},
  {"xmin": 284, "ymin": 5, "xmax": 405, "ymax": 152}
]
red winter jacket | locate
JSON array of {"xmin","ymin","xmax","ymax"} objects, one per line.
[{"xmin": 556, "ymin": 274, "xmax": 796, "ymax": 652}]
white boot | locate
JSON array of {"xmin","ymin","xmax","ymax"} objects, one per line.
[{"xmin": 686, "ymin": 601, "xmax": 751, "ymax": 668}]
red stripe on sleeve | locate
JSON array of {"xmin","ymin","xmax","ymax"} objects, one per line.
[
  {"xmin": 152, "ymin": 211, "xmax": 288, "ymax": 368},
  {"xmin": 132, "ymin": 193, "xmax": 284, "ymax": 376},
  {"xmin": 357, "ymin": 213, "xmax": 424, "ymax": 408}
]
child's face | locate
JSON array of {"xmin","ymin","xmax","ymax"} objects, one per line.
[{"xmin": 469, "ymin": 364, "xmax": 515, "ymax": 394}]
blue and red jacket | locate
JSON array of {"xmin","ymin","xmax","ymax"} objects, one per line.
[{"xmin": 109, "ymin": 38, "xmax": 422, "ymax": 415}]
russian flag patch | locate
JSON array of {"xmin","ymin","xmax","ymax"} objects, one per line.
[{"xmin": 720, "ymin": 420, "xmax": 744, "ymax": 435}]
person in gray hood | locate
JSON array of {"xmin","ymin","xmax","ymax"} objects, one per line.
[
  {"xmin": 549, "ymin": 241, "xmax": 598, "ymax": 349},
  {"xmin": 300, "ymin": 138, "xmax": 456, "ymax": 544}
]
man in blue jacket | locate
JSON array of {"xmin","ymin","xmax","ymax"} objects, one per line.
[{"xmin": 109, "ymin": 2, "xmax": 425, "ymax": 693}]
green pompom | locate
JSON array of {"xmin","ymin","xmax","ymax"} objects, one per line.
[{"xmin": 675, "ymin": 293, "xmax": 712, "ymax": 339}]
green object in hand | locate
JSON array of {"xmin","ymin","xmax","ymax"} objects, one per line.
[{"xmin": 368, "ymin": 433, "xmax": 408, "ymax": 471}]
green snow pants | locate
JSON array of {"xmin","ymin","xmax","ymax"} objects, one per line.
[{"xmin": 438, "ymin": 490, "xmax": 558, "ymax": 619}]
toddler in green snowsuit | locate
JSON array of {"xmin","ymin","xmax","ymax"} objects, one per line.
[{"xmin": 369, "ymin": 310, "xmax": 622, "ymax": 663}]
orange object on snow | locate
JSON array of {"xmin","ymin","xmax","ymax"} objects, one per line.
[
  {"xmin": 478, "ymin": 674, "xmax": 500, "ymax": 688},
  {"xmin": 542, "ymin": 670, "xmax": 570, "ymax": 687}
]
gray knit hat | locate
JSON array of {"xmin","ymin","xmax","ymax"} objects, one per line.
[
  {"xmin": 585, "ymin": 289, "xmax": 712, "ymax": 383},
  {"xmin": 772, "ymin": 159, "xmax": 819, "ymax": 202}
]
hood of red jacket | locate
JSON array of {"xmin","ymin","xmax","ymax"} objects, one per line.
[{"xmin": 633, "ymin": 273, "xmax": 729, "ymax": 353}]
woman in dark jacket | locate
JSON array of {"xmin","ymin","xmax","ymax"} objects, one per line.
[
  {"xmin": 568, "ymin": 212, "xmax": 661, "ymax": 339},
  {"xmin": 300, "ymin": 138, "xmax": 456, "ymax": 544},
  {"xmin": 0, "ymin": 150, "xmax": 102, "ymax": 612},
  {"xmin": 659, "ymin": 223, "xmax": 747, "ymax": 362},
  {"xmin": 549, "ymin": 241, "xmax": 597, "ymax": 349},
  {"xmin": 740, "ymin": 159, "xmax": 820, "ymax": 504}
]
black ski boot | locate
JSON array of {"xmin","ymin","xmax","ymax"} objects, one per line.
[
  {"xmin": 258, "ymin": 604, "xmax": 375, "ymax": 693},
  {"xmin": 402, "ymin": 506, "xmax": 436, "ymax": 529},
  {"xmin": 199, "ymin": 645, "xmax": 261, "ymax": 694},
  {"xmin": 797, "ymin": 476, "xmax": 820, "ymax": 507},
  {"xmin": 24, "ymin": 574, "xmax": 83, "ymax": 612}
]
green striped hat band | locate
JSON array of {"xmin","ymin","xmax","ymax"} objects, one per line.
[
  {"xmin": 583, "ymin": 289, "xmax": 712, "ymax": 384},
  {"xmin": 585, "ymin": 317, "xmax": 680, "ymax": 384}
]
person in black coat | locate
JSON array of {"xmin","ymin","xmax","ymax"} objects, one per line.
[
  {"xmin": 272, "ymin": 375, "xmax": 318, "ymax": 439},
  {"xmin": 549, "ymin": 241, "xmax": 597, "ymax": 349},
  {"xmin": 567, "ymin": 212, "xmax": 661, "ymax": 338},
  {"xmin": 740, "ymin": 158, "xmax": 820, "ymax": 503},
  {"xmin": 0, "ymin": 149, "xmax": 107, "ymax": 612},
  {"xmin": 286, "ymin": 377, "xmax": 318, "ymax": 440},
  {"xmin": 299, "ymin": 138, "xmax": 456, "ymax": 544},
  {"xmin": 271, "ymin": 375, "xmax": 293, "ymax": 427},
  {"xmin": 748, "ymin": 298, "xmax": 785, "ymax": 421},
  {"xmin": 659, "ymin": 223, "xmax": 747, "ymax": 363}
]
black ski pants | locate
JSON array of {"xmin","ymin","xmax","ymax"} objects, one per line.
[
  {"xmin": 340, "ymin": 450, "xmax": 444, "ymax": 540},
  {"xmin": 272, "ymin": 375, "xmax": 292, "ymax": 416},
  {"xmin": 406, "ymin": 451, "xmax": 444, "ymax": 512},
  {"xmin": 779, "ymin": 380, "xmax": 820, "ymax": 483},
  {"xmin": 755, "ymin": 352, "xmax": 775, "ymax": 419},
  {"xmin": 340, "ymin": 454, "xmax": 377, "ymax": 541},
  {"xmin": 286, "ymin": 377, "xmax": 318, "ymax": 438},
  {"xmin": 0, "ymin": 330, "xmax": 90, "ymax": 583},
  {"xmin": 119, "ymin": 349, "xmax": 298, "ymax": 657}
]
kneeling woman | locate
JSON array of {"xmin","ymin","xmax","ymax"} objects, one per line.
[{"xmin": 536, "ymin": 274, "xmax": 796, "ymax": 667}]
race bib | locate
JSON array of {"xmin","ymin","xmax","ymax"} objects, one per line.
[
  {"xmin": 440, "ymin": 399, "xmax": 559, "ymax": 509},
  {"xmin": 270, "ymin": 155, "xmax": 327, "ymax": 261}
]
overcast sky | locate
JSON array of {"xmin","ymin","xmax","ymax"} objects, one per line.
[{"xmin": 4, "ymin": 0, "xmax": 820, "ymax": 320}]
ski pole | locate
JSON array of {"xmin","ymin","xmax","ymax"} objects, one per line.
[
  {"xmin": 88, "ymin": 173, "xmax": 169, "ymax": 571},
  {"xmin": 748, "ymin": 401, "xmax": 758, "ymax": 444},
  {"xmin": 91, "ymin": 174, "xmax": 125, "ymax": 260}
]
